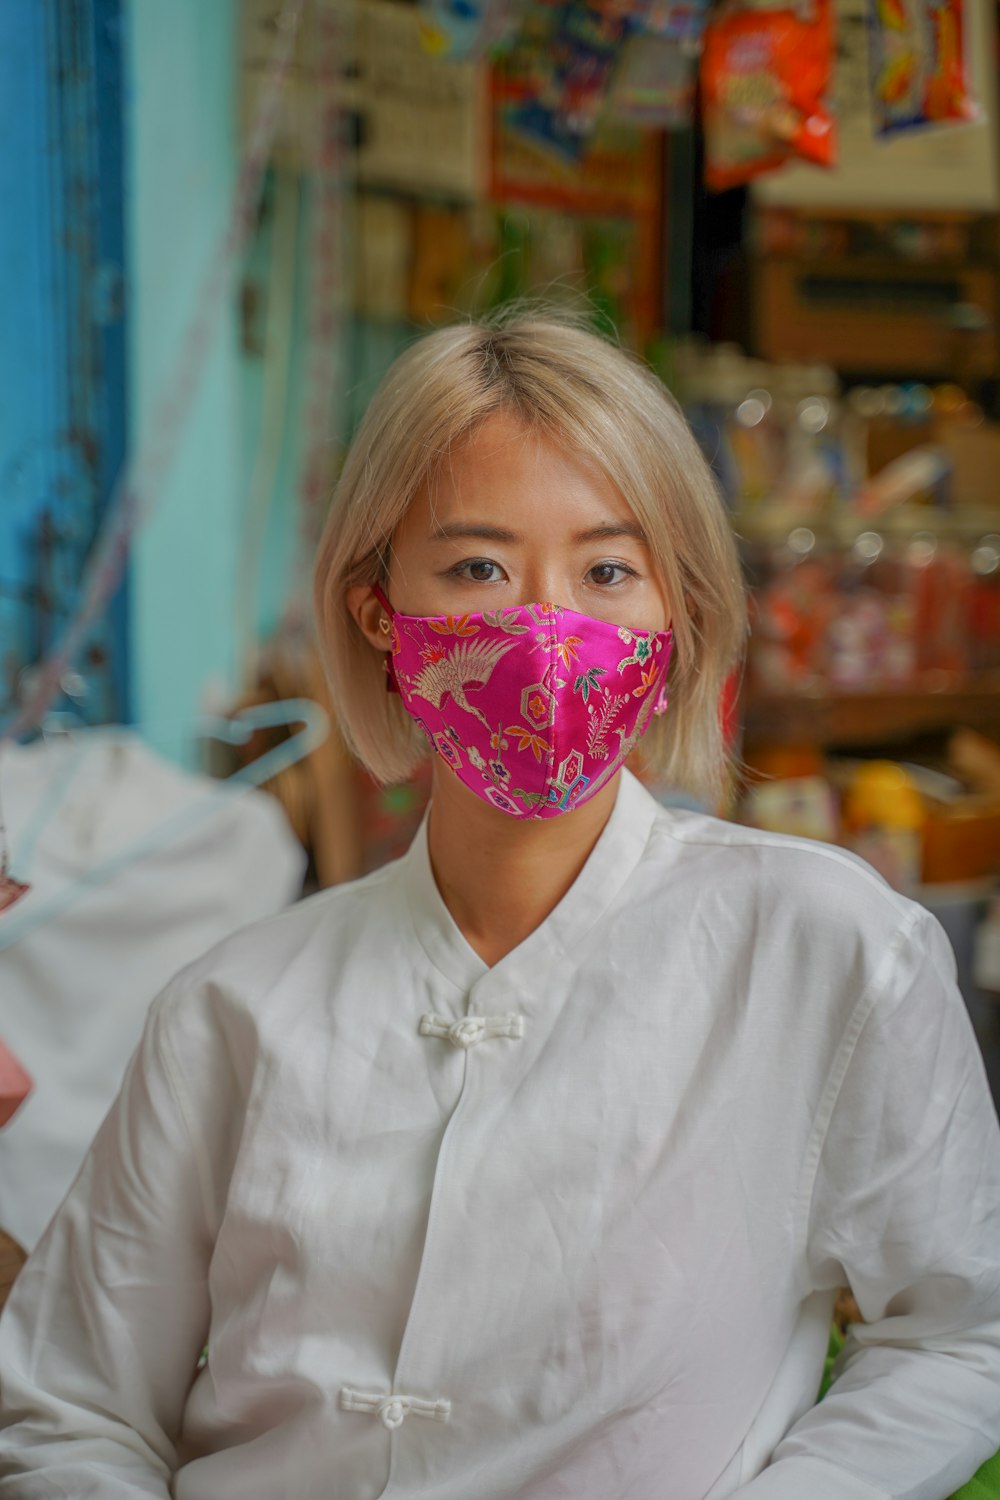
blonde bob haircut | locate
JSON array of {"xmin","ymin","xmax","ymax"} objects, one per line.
[{"xmin": 314, "ymin": 309, "xmax": 746, "ymax": 804}]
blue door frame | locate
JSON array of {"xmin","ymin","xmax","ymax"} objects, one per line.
[{"xmin": 0, "ymin": 0, "xmax": 129, "ymax": 732}]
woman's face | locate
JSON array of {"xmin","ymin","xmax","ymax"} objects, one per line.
[{"xmin": 353, "ymin": 410, "xmax": 671, "ymax": 641}]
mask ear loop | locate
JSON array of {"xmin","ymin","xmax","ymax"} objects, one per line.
[{"xmin": 370, "ymin": 583, "xmax": 400, "ymax": 694}]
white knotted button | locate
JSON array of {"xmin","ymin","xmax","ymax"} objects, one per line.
[
  {"xmin": 419, "ymin": 1013, "xmax": 524, "ymax": 1049},
  {"xmin": 449, "ymin": 1017, "xmax": 486, "ymax": 1047},
  {"xmin": 340, "ymin": 1386, "xmax": 451, "ymax": 1429},
  {"xmin": 379, "ymin": 1398, "xmax": 406, "ymax": 1430}
]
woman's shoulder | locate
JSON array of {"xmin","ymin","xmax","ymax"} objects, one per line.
[
  {"xmin": 647, "ymin": 802, "xmax": 921, "ymax": 940},
  {"xmin": 641, "ymin": 804, "xmax": 950, "ymax": 1049},
  {"xmin": 153, "ymin": 858, "xmax": 403, "ymax": 1033}
]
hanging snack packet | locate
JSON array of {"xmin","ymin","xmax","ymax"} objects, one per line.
[
  {"xmin": 507, "ymin": 1, "xmax": 630, "ymax": 161},
  {"xmin": 417, "ymin": 0, "xmax": 523, "ymax": 58},
  {"xmin": 628, "ymin": 0, "xmax": 712, "ymax": 44},
  {"xmin": 612, "ymin": 34, "xmax": 699, "ymax": 128},
  {"xmin": 702, "ymin": 0, "xmax": 836, "ymax": 191},
  {"xmin": 869, "ymin": 0, "xmax": 975, "ymax": 138}
]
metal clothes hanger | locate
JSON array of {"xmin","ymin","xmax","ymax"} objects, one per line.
[{"xmin": 0, "ymin": 697, "xmax": 327, "ymax": 951}]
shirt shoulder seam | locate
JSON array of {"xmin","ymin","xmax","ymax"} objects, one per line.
[{"xmin": 656, "ymin": 814, "xmax": 910, "ymax": 913}]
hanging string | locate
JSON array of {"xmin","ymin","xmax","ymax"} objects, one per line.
[
  {"xmin": 236, "ymin": 167, "xmax": 302, "ymax": 687},
  {"xmin": 283, "ymin": 0, "xmax": 344, "ymax": 640}
]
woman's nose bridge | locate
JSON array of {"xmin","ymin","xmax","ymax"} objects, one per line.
[{"xmin": 519, "ymin": 561, "xmax": 565, "ymax": 604}]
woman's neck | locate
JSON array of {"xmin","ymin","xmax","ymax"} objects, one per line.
[{"xmin": 425, "ymin": 766, "xmax": 620, "ymax": 968}]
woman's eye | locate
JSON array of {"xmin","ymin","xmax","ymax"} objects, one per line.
[
  {"xmin": 454, "ymin": 559, "xmax": 504, "ymax": 583},
  {"xmin": 588, "ymin": 562, "xmax": 635, "ymax": 587}
]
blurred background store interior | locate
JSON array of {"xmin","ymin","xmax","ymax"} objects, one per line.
[{"xmin": 2, "ymin": 0, "xmax": 1000, "ymax": 1244}]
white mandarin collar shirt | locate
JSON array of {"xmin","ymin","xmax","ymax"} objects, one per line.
[{"xmin": 2, "ymin": 770, "xmax": 1000, "ymax": 1500}]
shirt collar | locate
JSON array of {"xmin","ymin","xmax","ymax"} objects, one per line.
[{"xmin": 399, "ymin": 769, "xmax": 662, "ymax": 994}]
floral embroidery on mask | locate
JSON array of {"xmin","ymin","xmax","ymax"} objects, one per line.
[
  {"xmin": 522, "ymin": 684, "xmax": 555, "ymax": 727},
  {"xmin": 434, "ymin": 732, "xmax": 463, "ymax": 770},
  {"xmin": 573, "ymin": 666, "xmax": 606, "ymax": 702},
  {"xmin": 506, "ymin": 725, "xmax": 550, "ymax": 762},
  {"xmin": 526, "ymin": 602, "xmax": 561, "ymax": 625},
  {"xmin": 481, "ymin": 609, "xmax": 529, "ymax": 635},
  {"xmin": 485, "ymin": 786, "xmax": 520, "ymax": 814},
  {"xmin": 545, "ymin": 749, "xmax": 591, "ymax": 811},
  {"xmin": 427, "ymin": 614, "xmax": 479, "ymax": 637},
  {"xmin": 632, "ymin": 663, "xmax": 659, "ymax": 699},
  {"xmin": 617, "ymin": 636, "xmax": 654, "ymax": 673},
  {"xmin": 384, "ymin": 596, "xmax": 673, "ymax": 820},
  {"xmin": 554, "ymin": 635, "xmax": 583, "ymax": 668}
]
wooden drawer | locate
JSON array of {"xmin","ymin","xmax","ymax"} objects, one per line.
[{"xmin": 753, "ymin": 258, "xmax": 999, "ymax": 376}]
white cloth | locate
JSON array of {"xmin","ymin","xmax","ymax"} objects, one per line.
[
  {"xmin": 0, "ymin": 733, "xmax": 305, "ymax": 1249},
  {"xmin": 1, "ymin": 769, "xmax": 999, "ymax": 1499}
]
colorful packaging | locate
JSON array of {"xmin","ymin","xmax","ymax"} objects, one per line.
[
  {"xmin": 842, "ymin": 761, "xmax": 926, "ymax": 893},
  {"xmin": 701, "ymin": 0, "xmax": 836, "ymax": 191},
  {"xmin": 869, "ymin": 0, "xmax": 976, "ymax": 137},
  {"xmin": 418, "ymin": 0, "xmax": 522, "ymax": 58},
  {"xmin": 611, "ymin": 35, "xmax": 699, "ymax": 128},
  {"xmin": 622, "ymin": 0, "xmax": 711, "ymax": 43},
  {"xmin": 506, "ymin": 1, "xmax": 631, "ymax": 161}
]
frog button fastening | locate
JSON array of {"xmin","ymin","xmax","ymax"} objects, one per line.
[
  {"xmin": 418, "ymin": 1013, "xmax": 525, "ymax": 1049},
  {"xmin": 339, "ymin": 1387, "xmax": 452, "ymax": 1430}
]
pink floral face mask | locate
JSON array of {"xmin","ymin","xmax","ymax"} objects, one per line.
[{"xmin": 373, "ymin": 587, "xmax": 673, "ymax": 819}]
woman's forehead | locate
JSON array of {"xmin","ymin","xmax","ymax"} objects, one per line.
[{"xmin": 410, "ymin": 412, "xmax": 638, "ymax": 537}]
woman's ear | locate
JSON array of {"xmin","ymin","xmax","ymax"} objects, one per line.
[{"xmin": 346, "ymin": 584, "xmax": 393, "ymax": 653}]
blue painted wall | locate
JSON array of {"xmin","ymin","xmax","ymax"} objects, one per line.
[
  {"xmin": 1, "ymin": 1, "xmax": 420, "ymax": 759},
  {"xmin": 0, "ymin": 0, "xmax": 128, "ymax": 730},
  {"xmin": 0, "ymin": 5, "xmax": 54, "ymax": 715}
]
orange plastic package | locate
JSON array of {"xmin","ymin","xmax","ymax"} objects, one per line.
[{"xmin": 701, "ymin": 0, "xmax": 836, "ymax": 192}]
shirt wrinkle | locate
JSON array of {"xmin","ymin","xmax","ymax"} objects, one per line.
[{"xmin": 794, "ymin": 907, "xmax": 922, "ymax": 1272}]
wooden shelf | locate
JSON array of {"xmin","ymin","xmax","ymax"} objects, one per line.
[{"xmin": 744, "ymin": 673, "xmax": 1000, "ymax": 748}]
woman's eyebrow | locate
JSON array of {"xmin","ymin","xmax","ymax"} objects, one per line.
[
  {"xmin": 427, "ymin": 521, "xmax": 648, "ymax": 544},
  {"xmin": 574, "ymin": 523, "xmax": 648, "ymax": 544},
  {"xmin": 429, "ymin": 522, "xmax": 522, "ymax": 543}
]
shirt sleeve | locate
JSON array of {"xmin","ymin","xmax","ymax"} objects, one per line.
[
  {"xmin": 0, "ymin": 981, "xmax": 226, "ymax": 1497},
  {"xmin": 737, "ymin": 907, "xmax": 1000, "ymax": 1500}
]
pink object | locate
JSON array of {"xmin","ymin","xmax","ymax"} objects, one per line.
[
  {"xmin": 0, "ymin": 872, "xmax": 30, "ymax": 915},
  {"xmin": 0, "ymin": 1040, "xmax": 32, "ymax": 1128},
  {"xmin": 375, "ymin": 591, "xmax": 673, "ymax": 818}
]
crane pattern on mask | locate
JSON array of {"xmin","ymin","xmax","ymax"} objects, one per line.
[{"xmin": 387, "ymin": 601, "xmax": 672, "ymax": 819}]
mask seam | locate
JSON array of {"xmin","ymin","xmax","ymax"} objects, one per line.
[{"xmin": 533, "ymin": 610, "xmax": 559, "ymax": 821}]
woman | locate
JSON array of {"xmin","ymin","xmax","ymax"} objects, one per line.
[{"xmin": 1, "ymin": 314, "xmax": 999, "ymax": 1499}]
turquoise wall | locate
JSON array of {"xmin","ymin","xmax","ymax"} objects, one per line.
[
  {"xmin": 125, "ymin": 0, "xmax": 242, "ymax": 764},
  {"xmin": 124, "ymin": 2, "xmax": 412, "ymax": 764}
]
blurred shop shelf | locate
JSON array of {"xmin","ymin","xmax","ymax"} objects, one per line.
[{"xmin": 744, "ymin": 672, "xmax": 1000, "ymax": 747}]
